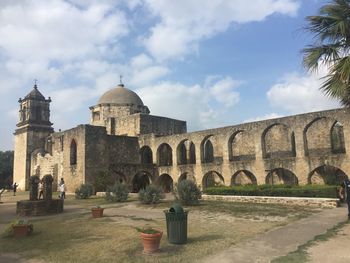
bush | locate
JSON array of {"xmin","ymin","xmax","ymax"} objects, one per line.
[
  {"xmin": 203, "ymin": 184, "xmax": 339, "ymax": 198},
  {"xmin": 75, "ymin": 183, "xmax": 93, "ymax": 199},
  {"xmin": 105, "ymin": 182, "xmax": 129, "ymax": 202},
  {"xmin": 138, "ymin": 185, "xmax": 165, "ymax": 204},
  {"xmin": 175, "ymin": 180, "xmax": 202, "ymax": 205}
]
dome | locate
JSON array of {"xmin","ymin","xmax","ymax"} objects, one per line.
[{"xmin": 98, "ymin": 84, "xmax": 144, "ymax": 106}]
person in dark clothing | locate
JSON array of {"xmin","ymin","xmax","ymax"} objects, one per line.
[
  {"xmin": 339, "ymin": 178, "xmax": 350, "ymax": 220},
  {"xmin": 13, "ymin": 182, "xmax": 18, "ymax": 196}
]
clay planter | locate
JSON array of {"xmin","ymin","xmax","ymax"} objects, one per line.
[
  {"xmin": 91, "ymin": 207, "xmax": 104, "ymax": 218},
  {"xmin": 12, "ymin": 224, "xmax": 32, "ymax": 238},
  {"xmin": 140, "ymin": 230, "xmax": 163, "ymax": 254}
]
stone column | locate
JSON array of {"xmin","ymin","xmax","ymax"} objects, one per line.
[
  {"xmin": 29, "ymin": 175, "xmax": 39, "ymax": 201},
  {"xmin": 42, "ymin": 174, "xmax": 53, "ymax": 201}
]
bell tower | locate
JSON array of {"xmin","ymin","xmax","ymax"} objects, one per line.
[{"xmin": 13, "ymin": 83, "xmax": 53, "ymax": 190}]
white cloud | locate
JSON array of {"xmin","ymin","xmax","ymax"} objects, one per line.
[
  {"xmin": 141, "ymin": 0, "xmax": 300, "ymax": 61},
  {"xmin": 137, "ymin": 76, "xmax": 241, "ymax": 131},
  {"xmin": 244, "ymin": 113, "xmax": 284, "ymax": 123},
  {"xmin": 0, "ymin": 0, "xmax": 128, "ymax": 62},
  {"xmin": 209, "ymin": 76, "xmax": 241, "ymax": 107},
  {"xmin": 267, "ymin": 70, "xmax": 341, "ymax": 114}
]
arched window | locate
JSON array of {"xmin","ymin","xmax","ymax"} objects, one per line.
[
  {"xmin": 70, "ymin": 140, "xmax": 77, "ymax": 165},
  {"xmin": 189, "ymin": 142, "xmax": 196, "ymax": 164},
  {"xmin": 331, "ymin": 121, "xmax": 346, "ymax": 154},
  {"xmin": 157, "ymin": 143, "xmax": 173, "ymax": 166},
  {"xmin": 140, "ymin": 146, "xmax": 153, "ymax": 164},
  {"xmin": 203, "ymin": 139, "xmax": 214, "ymax": 163}
]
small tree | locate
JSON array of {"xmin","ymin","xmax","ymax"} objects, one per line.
[
  {"xmin": 94, "ymin": 171, "xmax": 110, "ymax": 192},
  {"xmin": 75, "ymin": 183, "xmax": 93, "ymax": 199},
  {"xmin": 105, "ymin": 182, "xmax": 129, "ymax": 202},
  {"xmin": 138, "ymin": 185, "xmax": 165, "ymax": 204},
  {"xmin": 174, "ymin": 180, "xmax": 202, "ymax": 205}
]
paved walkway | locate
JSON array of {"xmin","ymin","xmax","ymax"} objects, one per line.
[{"xmin": 203, "ymin": 205, "xmax": 349, "ymax": 263}]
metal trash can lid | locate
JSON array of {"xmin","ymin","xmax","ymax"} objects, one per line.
[{"xmin": 169, "ymin": 203, "xmax": 184, "ymax": 213}]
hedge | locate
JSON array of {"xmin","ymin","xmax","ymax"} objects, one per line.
[{"xmin": 203, "ymin": 184, "xmax": 339, "ymax": 198}]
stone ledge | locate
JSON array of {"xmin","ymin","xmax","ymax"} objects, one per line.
[{"xmin": 202, "ymin": 194, "xmax": 339, "ymax": 208}]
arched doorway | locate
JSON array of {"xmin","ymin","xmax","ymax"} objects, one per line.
[
  {"xmin": 202, "ymin": 171, "xmax": 224, "ymax": 188},
  {"xmin": 158, "ymin": 174, "xmax": 173, "ymax": 193},
  {"xmin": 308, "ymin": 165, "xmax": 348, "ymax": 185},
  {"xmin": 132, "ymin": 171, "xmax": 151, "ymax": 192},
  {"xmin": 265, "ymin": 168, "xmax": 298, "ymax": 185},
  {"xmin": 231, "ymin": 170, "xmax": 257, "ymax": 186}
]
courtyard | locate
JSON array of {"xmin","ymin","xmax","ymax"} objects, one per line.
[{"xmin": 0, "ymin": 191, "xmax": 349, "ymax": 263}]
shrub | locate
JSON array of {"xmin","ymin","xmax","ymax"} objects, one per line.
[
  {"xmin": 175, "ymin": 180, "xmax": 202, "ymax": 205},
  {"xmin": 75, "ymin": 183, "xmax": 93, "ymax": 199},
  {"xmin": 138, "ymin": 185, "xmax": 165, "ymax": 204},
  {"xmin": 203, "ymin": 184, "xmax": 339, "ymax": 198},
  {"xmin": 105, "ymin": 182, "xmax": 129, "ymax": 202}
]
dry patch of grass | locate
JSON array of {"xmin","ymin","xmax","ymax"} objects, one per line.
[{"xmin": 0, "ymin": 198, "xmax": 323, "ymax": 263}]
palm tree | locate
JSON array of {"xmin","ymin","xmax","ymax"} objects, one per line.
[{"xmin": 303, "ymin": 0, "xmax": 350, "ymax": 106}]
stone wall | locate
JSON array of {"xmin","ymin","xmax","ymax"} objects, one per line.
[
  {"xmin": 139, "ymin": 108, "xmax": 350, "ymax": 188},
  {"xmin": 202, "ymin": 194, "xmax": 339, "ymax": 208}
]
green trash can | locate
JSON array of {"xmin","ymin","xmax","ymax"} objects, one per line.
[{"xmin": 164, "ymin": 203, "xmax": 188, "ymax": 244}]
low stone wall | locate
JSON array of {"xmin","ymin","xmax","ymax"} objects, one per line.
[
  {"xmin": 17, "ymin": 199, "xmax": 64, "ymax": 216},
  {"xmin": 202, "ymin": 194, "xmax": 340, "ymax": 208}
]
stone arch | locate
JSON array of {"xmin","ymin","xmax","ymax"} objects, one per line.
[
  {"xmin": 201, "ymin": 135, "xmax": 214, "ymax": 163},
  {"xmin": 158, "ymin": 174, "xmax": 173, "ymax": 193},
  {"xmin": 265, "ymin": 168, "xmax": 298, "ymax": 185},
  {"xmin": 177, "ymin": 139, "xmax": 196, "ymax": 165},
  {"xmin": 178, "ymin": 172, "xmax": 196, "ymax": 183},
  {"xmin": 140, "ymin": 146, "xmax": 153, "ymax": 164},
  {"xmin": 177, "ymin": 140, "xmax": 187, "ymax": 165},
  {"xmin": 304, "ymin": 117, "xmax": 344, "ymax": 156},
  {"xmin": 70, "ymin": 139, "xmax": 77, "ymax": 165},
  {"xmin": 228, "ymin": 130, "xmax": 255, "ymax": 161},
  {"xmin": 331, "ymin": 121, "xmax": 346, "ymax": 154},
  {"xmin": 131, "ymin": 171, "xmax": 152, "ymax": 192},
  {"xmin": 308, "ymin": 165, "xmax": 348, "ymax": 185},
  {"xmin": 262, "ymin": 123, "xmax": 295, "ymax": 158},
  {"xmin": 202, "ymin": 171, "xmax": 224, "ymax": 188},
  {"xmin": 231, "ymin": 170, "xmax": 257, "ymax": 186},
  {"xmin": 157, "ymin": 143, "xmax": 173, "ymax": 166}
]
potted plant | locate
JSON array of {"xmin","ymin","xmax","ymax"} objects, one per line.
[
  {"xmin": 91, "ymin": 206, "xmax": 104, "ymax": 218},
  {"xmin": 136, "ymin": 226, "xmax": 163, "ymax": 254},
  {"xmin": 11, "ymin": 219, "xmax": 33, "ymax": 238}
]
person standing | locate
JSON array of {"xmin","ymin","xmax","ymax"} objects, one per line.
[
  {"xmin": 59, "ymin": 182, "xmax": 66, "ymax": 200},
  {"xmin": 38, "ymin": 180, "xmax": 44, "ymax": 200},
  {"xmin": 339, "ymin": 178, "xmax": 350, "ymax": 220},
  {"xmin": 13, "ymin": 182, "xmax": 18, "ymax": 196}
]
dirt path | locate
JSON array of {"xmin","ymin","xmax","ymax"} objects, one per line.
[
  {"xmin": 307, "ymin": 222, "xmax": 350, "ymax": 263},
  {"xmin": 203, "ymin": 206, "xmax": 348, "ymax": 263}
]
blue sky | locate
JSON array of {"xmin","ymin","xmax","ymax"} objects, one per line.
[{"xmin": 0, "ymin": 0, "xmax": 341, "ymax": 150}]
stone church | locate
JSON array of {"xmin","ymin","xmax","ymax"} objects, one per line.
[{"xmin": 13, "ymin": 83, "xmax": 350, "ymax": 192}]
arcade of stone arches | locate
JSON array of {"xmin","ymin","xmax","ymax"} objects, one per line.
[
  {"xmin": 104, "ymin": 165, "xmax": 347, "ymax": 194},
  {"xmin": 68, "ymin": 116, "xmax": 349, "ymax": 193}
]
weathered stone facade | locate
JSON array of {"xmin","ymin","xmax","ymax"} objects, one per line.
[{"xmin": 13, "ymin": 83, "xmax": 350, "ymax": 193}]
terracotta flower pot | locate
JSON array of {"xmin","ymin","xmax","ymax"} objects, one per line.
[
  {"xmin": 140, "ymin": 230, "xmax": 163, "ymax": 254},
  {"xmin": 91, "ymin": 207, "xmax": 104, "ymax": 218},
  {"xmin": 12, "ymin": 224, "xmax": 31, "ymax": 238}
]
